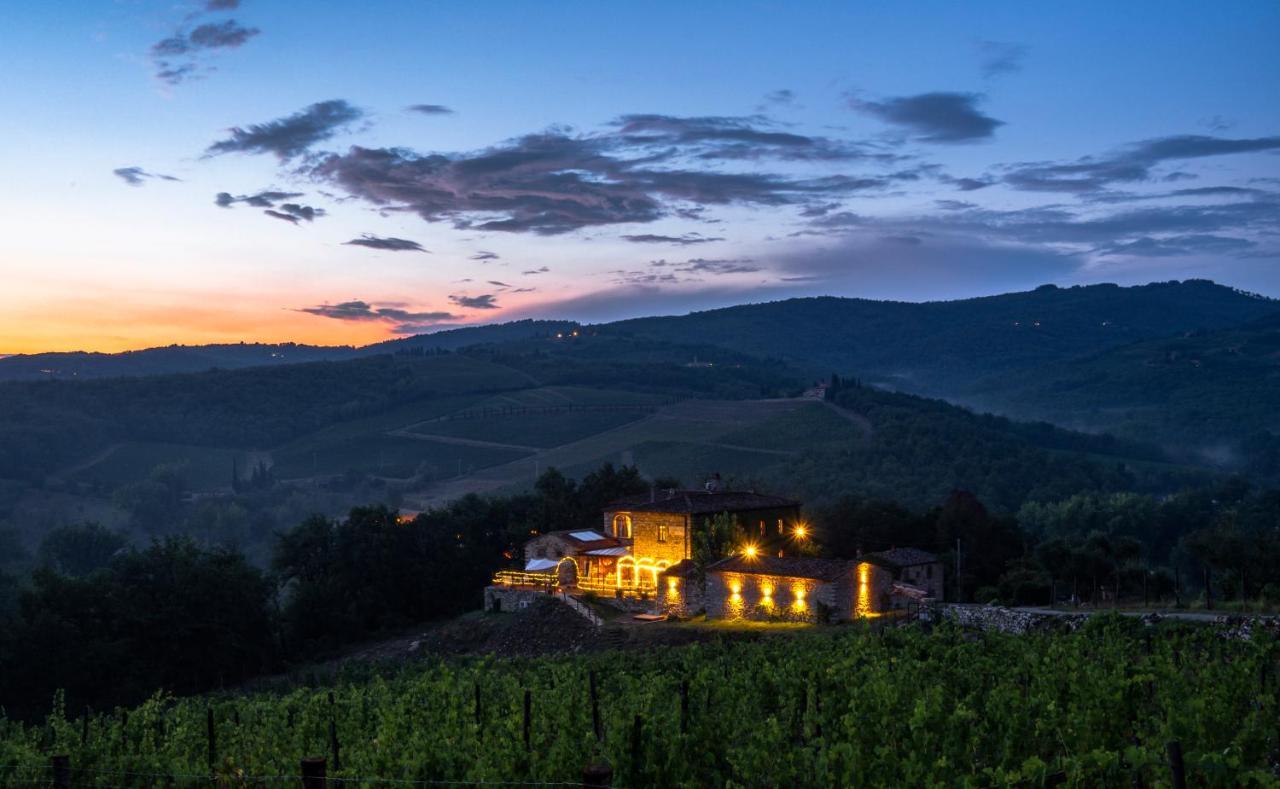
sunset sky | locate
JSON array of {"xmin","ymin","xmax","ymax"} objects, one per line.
[{"xmin": 3, "ymin": 1, "xmax": 1279, "ymax": 354}]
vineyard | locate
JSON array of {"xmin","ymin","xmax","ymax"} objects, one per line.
[{"xmin": 1, "ymin": 616, "xmax": 1277, "ymax": 787}]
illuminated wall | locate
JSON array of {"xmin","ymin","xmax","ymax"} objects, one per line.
[{"xmin": 704, "ymin": 572, "xmax": 824, "ymax": 623}]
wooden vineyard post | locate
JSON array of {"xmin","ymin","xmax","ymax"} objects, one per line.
[
  {"xmin": 328, "ymin": 691, "xmax": 341, "ymax": 772},
  {"xmin": 1204, "ymin": 568, "xmax": 1213, "ymax": 610},
  {"xmin": 474, "ymin": 681, "xmax": 483, "ymax": 733},
  {"xmin": 1166, "ymin": 741, "xmax": 1187, "ymax": 789},
  {"xmin": 629, "ymin": 714, "xmax": 643, "ymax": 786},
  {"xmin": 589, "ymin": 671, "xmax": 602, "ymax": 743},
  {"xmin": 522, "ymin": 689, "xmax": 532, "ymax": 752},
  {"xmin": 50, "ymin": 755, "xmax": 70, "ymax": 789},
  {"xmin": 301, "ymin": 756, "xmax": 327, "ymax": 789},
  {"xmin": 679, "ymin": 679, "xmax": 689, "ymax": 735},
  {"xmin": 206, "ymin": 707, "xmax": 217, "ymax": 774}
]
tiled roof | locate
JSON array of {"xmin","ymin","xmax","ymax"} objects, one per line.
[
  {"xmin": 707, "ymin": 555, "xmax": 854, "ymax": 582},
  {"xmin": 532, "ymin": 530, "xmax": 621, "ymax": 552},
  {"xmin": 606, "ymin": 489, "xmax": 799, "ymax": 515},
  {"xmin": 659, "ymin": 559, "xmax": 699, "ymax": 578},
  {"xmin": 866, "ymin": 547, "xmax": 939, "ymax": 568}
]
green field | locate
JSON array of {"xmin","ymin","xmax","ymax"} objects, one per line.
[
  {"xmin": 2, "ymin": 617, "xmax": 1274, "ymax": 786},
  {"xmin": 625, "ymin": 439, "xmax": 792, "ymax": 484},
  {"xmin": 410, "ymin": 409, "xmax": 648, "ymax": 448},
  {"xmin": 71, "ymin": 442, "xmax": 250, "ymax": 491},
  {"xmin": 272, "ymin": 434, "xmax": 531, "ymax": 480},
  {"xmin": 472, "ymin": 386, "xmax": 672, "ymax": 409},
  {"xmin": 718, "ymin": 402, "xmax": 865, "ymax": 451}
]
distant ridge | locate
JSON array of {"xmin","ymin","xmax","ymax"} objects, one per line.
[{"xmin": 1, "ymin": 281, "xmax": 1274, "ymax": 384}]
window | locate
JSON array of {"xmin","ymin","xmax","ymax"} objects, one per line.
[
  {"xmin": 777, "ymin": 518, "xmax": 784, "ymax": 535},
  {"xmin": 657, "ymin": 522, "xmax": 669, "ymax": 543},
  {"xmin": 613, "ymin": 513, "xmax": 632, "ymax": 539},
  {"xmin": 759, "ymin": 520, "xmax": 765, "ymax": 536}
]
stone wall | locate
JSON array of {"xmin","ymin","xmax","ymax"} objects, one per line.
[
  {"xmin": 704, "ymin": 572, "xmax": 828, "ymax": 623},
  {"xmin": 484, "ymin": 585, "xmax": 553, "ymax": 614},
  {"xmin": 934, "ymin": 604, "xmax": 1280, "ymax": 640},
  {"xmin": 898, "ymin": 561, "xmax": 944, "ymax": 599},
  {"xmin": 658, "ymin": 575, "xmax": 707, "ymax": 619}
]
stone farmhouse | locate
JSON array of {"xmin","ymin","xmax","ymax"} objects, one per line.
[{"xmin": 490, "ymin": 482, "xmax": 943, "ymax": 622}]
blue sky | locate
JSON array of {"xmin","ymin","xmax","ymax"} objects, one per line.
[{"xmin": 2, "ymin": 0, "xmax": 1278, "ymax": 352}]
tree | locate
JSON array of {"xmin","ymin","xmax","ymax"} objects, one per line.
[{"xmin": 37, "ymin": 522, "xmax": 127, "ymax": 577}]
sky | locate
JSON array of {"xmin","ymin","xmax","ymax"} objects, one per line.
[{"xmin": 2, "ymin": 0, "xmax": 1278, "ymax": 354}]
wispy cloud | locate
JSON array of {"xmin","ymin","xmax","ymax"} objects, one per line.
[
  {"xmin": 206, "ymin": 100, "xmax": 364, "ymax": 160},
  {"xmin": 850, "ymin": 92, "xmax": 1004, "ymax": 143},
  {"xmin": 407, "ymin": 104, "xmax": 454, "ymax": 115},
  {"xmin": 299, "ymin": 300, "xmax": 457, "ymax": 333},
  {"xmin": 113, "ymin": 166, "xmax": 179, "ymax": 186},
  {"xmin": 449, "ymin": 293, "xmax": 499, "ymax": 309},
  {"xmin": 150, "ymin": 5, "xmax": 259, "ymax": 87},
  {"xmin": 621, "ymin": 233, "xmax": 724, "ymax": 245},
  {"xmin": 976, "ymin": 40, "xmax": 1027, "ymax": 78},
  {"xmin": 343, "ymin": 234, "xmax": 429, "ymax": 252}
]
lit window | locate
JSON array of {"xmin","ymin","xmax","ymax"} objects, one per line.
[
  {"xmin": 613, "ymin": 514, "xmax": 632, "ymax": 539},
  {"xmin": 777, "ymin": 519, "xmax": 784, "ymax": 535},
  {"xmin": 657, "ymin": 522, "xmax": 669, "ymax": 542}
]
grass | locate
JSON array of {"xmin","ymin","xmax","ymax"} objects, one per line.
[
  {"xmin": 718, "ymin": 402, "xmax": 864, "ymax": 451},
  {"xmin": 409, "ymin": 409, "xmax": 647, "ymax": 448},
  {"xmin": 72, "ymin": 442, "xmax": 250, "ymax": 490},
  {"xmin": 272, "ymin": 434, "xmax": 532, "ymax": 480},
  {"xmin": 473, "ymin": 386, "xmax": 671, "ymax": 409}
]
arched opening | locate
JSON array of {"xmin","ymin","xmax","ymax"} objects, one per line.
[
  {"xmin": 612, "ymin": 513, "xmax": 633, "ymax": 539},
  {"xmin": 556, "ymin": 557, "xmax": 579, "ymax": 588},
  {"xmin": 617, "ymin": 555, "xmax": 637, "ymax": 589}
]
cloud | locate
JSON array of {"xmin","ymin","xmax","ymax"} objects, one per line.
[
  {"xmin": 153, "ymin": 19, "xmax": 259, "ymax": 56},
  {"xmin": 1002, "ymin": 135, "xmax": 1280, "ymax": 192},
  {"xmin": 612, "ymin": 113, "xmax": 895, "ymax": 162},
  {"xmin": 299, "ymin": 300, "xmax": 457, "ymax": 333},
  {"xmin": 113, "ymin": 166, "xmax": 179, "ymax": 186},
  {"xmin": 449, "ymin": 293, "xmax": 499, "ymax": 309},
  {"xmin": 277, "ymin": 203, "xmax": 323, "ymax": 221},
  {"xmin": 206, "ymin": 100, "xmax": 363, "ymax": 160},
  {"xmin": 214, "ymin": 189, "xmax": 305, "ymax": 208},
  {"xmin": 653, "ymin": 257, "xmax": 762, "ymax": 275},
  {"xmin": 850, "ymin": 92, "xmax": 1004, "ymax": 143},
  {"xmin": 976, "ymin": 40, "xmax": 1027, "ymax": 78},
  {"xmin": 343, "ymin": 234, "xmax": 429, "ymax": 252},
  {"xmin": 408, "ymin": 104, "xmax": 454, "ymax": 115},
  {"xmin": 151, "ymin": 17, "xmax": 259, "ymax": 85},
  {"xmin": 621, "ymin": 233, "xmax": 724, "ymax": 245},
  {"xmin": 206, "ymin": 0, "xmax": 239, "ymax": 9},
  {"xmin": 470, "ymin": 251, "xmax": 500, "ymax": 261},
  {"xmin": 763, "ymin": 89, "xmax": 796, "ymax": 106},
  {"xmin": 522, "ymin": 266, "xmax": 550, "ymax": 275},
  {"xmin": 308, "ymin": 116, "xmax": 908, "ymax": 235},
  {"xmin": 487, "ymin": 280, "xmax": 511, "ymax": 288},
  {"xmin": 264, "ymin": 210, "xmax": 299, "ymax": 224},
  {"xmin": 1095, "ymin": 234, "xmax": 1257, "ymax": 257}
]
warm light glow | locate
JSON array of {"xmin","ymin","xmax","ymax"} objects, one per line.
[
  {"xmin": 792, "ymin": 584, "xmax": 807, "ymax": 610},
  {"xmin": 855, "ymin": 562, "xmax": 873, "ymax": 617},
  {"xmin": 792, "ymin": 524, "xmax": 808, "ymax": 540},
  {"xmin": 743, "ymin": 544, "xmax": 758, "ymax": 558},
  {"xmin": 667, "ymin": 577, "xmax": 678, "ymax": 595},
  {"xmin": 730, "ymin": 579, "xmax": 742, "ymax": 597},
  {"xmin": 761, "ymin": 582, "xmax": 773, "ymax": 604}
]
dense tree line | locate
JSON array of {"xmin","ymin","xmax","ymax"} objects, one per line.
[{"xmin": 0, "ymin": 464, "xmax": 649, "ymax": 720}]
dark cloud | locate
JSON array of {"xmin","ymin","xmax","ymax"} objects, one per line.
[
  {"xmin": 487, "ymin": 280, "xmax": 511, "ymax": 288},
  {"xmin": 612, "ymin": 113, "xmax": 894, "ymax": 162},
  {"xmin": 976, "ymin": 40, "xmax": 1027, "ymax": 78},
  {"xmin": 408, "ymin": 104, "xmax": 454, "ymax": 115},
  {"xmin": 206, "ymin": 100, "xmax": 363, "ymax": 160},
  {"xmin": 522, "ymin": 266, "xmax": 550, "ymax": 275},
  {"xmin": 943, "ymin": 175, "xmax": 995, "ymax": 191},
  {"xmin": 151, "ymin": 18, "xmax": 258, "ymax": 84},
  {"xmin": 659, "ymin": 257, "xmax": 761, "ymax": 275},
  {"xmin": 763, "ymin": 89, "xmax": 796, "ymax": 106},
  {"xmin": 263, "ymin": 209, "xmax": 299, "ymax": 224},
  {"xmin": 113, "ymin": 166, "xmax": 179, "ymax": 186},
  {"xmin": 621, "ymin": 233, "xmax": 724, "ymax": 245},
  {"xmin": 800, "ymin": 192, "xmax": 1279, "ymax": 264},
  {"xmin": 214, "ymin": 190, "xmax": 305, "ymax": 208},
  {"xmin": 850, "ymin": 92, "xmax": 1004, "ymax": 143},
  {"xmin": 299, "ymin": 300, "xmax": 457, "ymax": 333},
  {"xmin": 206, "ymin": 0, "xmax": 239, "ymax": 9},
  {"xmin": 343, "ymin": 234, "xmax": 429, "ymax": 252},
  {"xmin": 307, "ymin": 115, "xmax": 909, "ymax": 235},
  {"xmin": 935, "ymin": 199, "xmax": 977, "ymax": 211},
  {"xmin": 1095, "ymin": 234, "xmax": 1257, "ymax": 257},
  {"xmin": 1002, "ymin": 135, "xmax": 1280, "ymax": 193},
  {"xmin": 470, "ymin": 251, "xmax": 500, "ymax": 261},
  {"xmin": 449, "ymin": 294, "xmax": 499, "ymax": 309}
]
